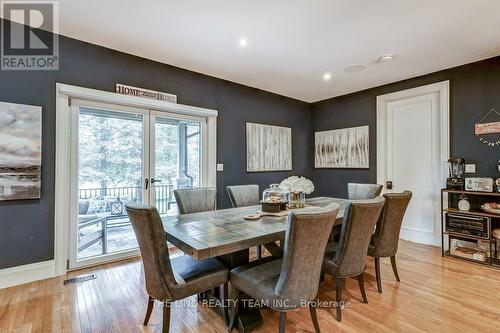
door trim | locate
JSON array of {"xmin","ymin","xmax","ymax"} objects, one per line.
[
  {"xmin": 67, "ymin": 100, "xmax": 149, "ymax": 270},
  {"xmin": 55, "ymin": 83, "xmax": 218, "ymax": 276},
  {"xmin": 376, "ymin": 81, "xmax": 449, "ymax": 245}
]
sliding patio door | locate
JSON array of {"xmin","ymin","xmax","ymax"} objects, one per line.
[
  {"xmin": 69, "ymin": 101, "xmax": 204, "ymax": 269},
  {"xmin": 150, "ymin": 112, "xmax": 203, "ymax": 216}
]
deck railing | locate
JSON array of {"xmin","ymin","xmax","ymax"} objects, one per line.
[{"xmin": 78, "ymin": 184, "xmax": 175, "ymax": 214}]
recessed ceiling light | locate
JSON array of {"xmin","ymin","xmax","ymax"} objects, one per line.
[
  {"xmin": 239, "ymin": 38, "xmax": 248, "ymax": 48},
  {"xmin": 344, "ymin": 64, "xmax": 365, "ymax": 73},
  {"xmin": 323, "ymin": 73, "xmax": 332, "ymax": 81},
  {"xmin": 378, "ymin": 53, "xmax": 394, "ymax": 62}
]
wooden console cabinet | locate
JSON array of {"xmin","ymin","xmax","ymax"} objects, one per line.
[{"xmin": 441, "ymin": 189, "xmax": 500, "ymax": 267}]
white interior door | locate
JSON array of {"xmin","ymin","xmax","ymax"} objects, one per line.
[{"xmin": 377, "ymin": 82, "xmax": 449, "ymax": 246}]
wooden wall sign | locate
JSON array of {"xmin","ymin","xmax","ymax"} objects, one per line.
[
  {"xmin": 475, "ymin": 122, "xmax": 500, "ymax": 135},
  {"xmin": 116, "ymin": 84, "xmax": 177, "ymax": 103},
  {"xmin": 475, "ymin": 109, "xmax": 500, "ymax": 147}
]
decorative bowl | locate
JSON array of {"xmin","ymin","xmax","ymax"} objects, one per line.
[{"xmin": 480, "ymin": 203, "xmax": 500, "ymax": 215}]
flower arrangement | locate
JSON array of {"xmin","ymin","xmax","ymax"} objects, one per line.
[
  {"xmin": 279, "ymin": 176, "xmax": 314, "ymax": 208},
  {"xmin": 279, "ymin": 176, "xmax": 315, "ymax": 194}
]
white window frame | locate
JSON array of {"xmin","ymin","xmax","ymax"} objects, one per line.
[{"xmin": 54, "ymin": 83, "xmax": 217, "ymax": 275}]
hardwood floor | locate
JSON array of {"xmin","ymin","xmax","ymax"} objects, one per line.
[{"xmin": 1, "ymin": 240, "xmax": 500, "ymax": 332}]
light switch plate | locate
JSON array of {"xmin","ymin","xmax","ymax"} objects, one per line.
[
  {"xmin": 465, "ymin": 164, "xmax": 476, "ymax": 173},
  {"xmin": 216, "ymin": 163, "xmax": 224, "ymax": 171}
]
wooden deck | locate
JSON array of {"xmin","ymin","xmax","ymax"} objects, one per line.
[{"xmin": 1, "ymin": 241, "xmax": 500, "ymax": 332}]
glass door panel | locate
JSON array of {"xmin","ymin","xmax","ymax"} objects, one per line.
[
  {"xmin": 152, "ymin": 115, "xmax": 202, "ymax": 216},
  {"xmin": 76, "ymin": 107, "xmax": 145, "ymax": 262}
]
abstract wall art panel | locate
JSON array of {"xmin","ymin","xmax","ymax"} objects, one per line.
[
  {"xmin": 0, "ymin": 101, "xmax": 42, "ymax": 200},
  {"xmin": 246, "ymin": 122, "xmax": 292, "ymax": 172},
  {"xmin": 315, "ymin": 125, "xmax": 369, "ymax": 168}
]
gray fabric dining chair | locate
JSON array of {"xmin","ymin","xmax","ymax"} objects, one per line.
[
  {"xmin": 125, "ymin": 203, "xmax": 229, "ymax": 333},
  {"xmin": 347, "ymin": 183, "xmax": 383, "ymax": 200},
  {"xmin": 226, "ymin": 184, "xmax": 264, "ymax": 259},
  {"xmin": 322, "ymin": 197, "xmax": 385, "ymax": 321},
  {"xmin": 226, "ymin": 184, "xmax": 260, "ymax": 208},
  {"xmin": 368, "ymin": 191, "xmax": 412, "ymax": 293},
  {"xmin": 227, "ymin": 203, "xmax": 340, "ymax": 333},
  {"xmin": 174, "ymin": 187, "xmax": 217, "ymax": 214}
]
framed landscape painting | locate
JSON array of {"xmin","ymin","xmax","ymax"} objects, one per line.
[
  {"xmin": 0, "ymin": 101, "xmax": 42, "ymax": 200},
  {"xmin": 246, "ymin": 122, "xmax": 292, "ymax": 172},
  {"xmin": 315, "ymin": 125, "xmax": 369, "ymax": 168}
]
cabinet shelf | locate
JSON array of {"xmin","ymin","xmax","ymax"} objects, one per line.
[
  {"xmin": 442, "ymin": 189, "xmax": 500, "ymax": 197},
  {"xmin": 443, "ymin": 250, "xmax": 491, "ymax": 266},
  {"xmin": 444, "ymin": 207, "xmax": 500, "ymax": 219},
  {"xmin": 443, "ymin": 231, "xmax": 490, "ymax": 241}
]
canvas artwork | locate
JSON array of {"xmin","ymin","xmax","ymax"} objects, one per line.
[
  {"xmin": 0, "ymin": 101, "xmax": 42, "ymax": 200},
  {"xmin": 246, "ymin": 122, "xmax": 292, "ymax": 172},
  {"xmin": 315, "ymin": 125, "xmax": 369, "ymax": 168}
]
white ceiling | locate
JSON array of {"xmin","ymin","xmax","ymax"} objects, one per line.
[{"xmin": 51, "ymin": 1, "xmax": 500, "ymax": 101}]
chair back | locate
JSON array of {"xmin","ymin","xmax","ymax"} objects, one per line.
[
  {"xmin": 333, "ymin": 197, "xmax": 385, "ymax": 277},
  {"xmin": 370, "ymin": 191, "xmax": 412, "ymax": 257},
  {"xmin": 275, "ymin": 203, "xmax": 340, "ymax": 302},
  {"xmin": 226, "ymin": 184, "xmax": 260, "ymax": 208},
  {"xmin": 348, "ymin": 183, "xmax": 383, "ymax": 200},
  {"xmin": 173, "ymin": 187, "xmax": 216, "ymax": 214},
  {"xmin": 125, "ymin": 203, "xmax": 176, "ymax": 301}
]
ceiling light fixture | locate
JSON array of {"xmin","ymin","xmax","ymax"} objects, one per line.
[
  {"xmin": 378, "ymin": 53, "xmax": 394, "ymax": 62},
  {"xmin": 344, "ymin": 64, "xmax": 365, "ymax": 73},
  {"xmin": 239, "ymin": 38, "xmax": 248, "ymax": 48},
  {"xmin": 323, "ymin": 72, "xmax": 332, "ymax": 81}
]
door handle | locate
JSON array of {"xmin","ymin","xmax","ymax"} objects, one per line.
[
  {"xmin": 386, "ymin": 181, "xmax": 393, "ymax": 190},
  {"xmin": 151, "ymin": 179, "xmax": 162, "ymax": 184},
  {"xmin": 145, "ymin": 178, "xmax": 149, "ymax": 190}
]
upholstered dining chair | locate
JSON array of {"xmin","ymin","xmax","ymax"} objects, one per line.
[
  {"xmin": 227, "ymin": 203, "xmax": 340, "ymax": 333},
  {"xmin": 322, "ymin": 197, "xmax": 385, "ymax": 321},
  {"xmin": 174, "ymin": 187, "xmax": 216, "ymax": 214},
  {"xmin": 226, "ymin": 184, "xmax": 260, "ymax": 208},
  {"xmin": 226, "ymin": 184, "xmax": 263, "ymax": 258},
  {"xmin": 347, "ymin": 183, "xmax": 383, "ymax": 200},
  {"xmin": 125, "ymin": 203, "xmax": 229, "ymax": 333},
  {"xmin": 368, "ymin": 191, "xmax": 412, "ymax": 293}
]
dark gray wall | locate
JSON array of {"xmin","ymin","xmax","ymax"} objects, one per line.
[
  {"xmin": 0, "ymin": 28, "xmax": 310, "ymax": 269},
  {"xmin": 311, "ymin": 56, "xmax": 500, "ymax": 198},
  {"xmin": 1, "ymin": 20, "xmax": 498, "ymax": 270}
]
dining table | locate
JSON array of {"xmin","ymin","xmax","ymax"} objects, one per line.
[{"xmin": 162, "ymin": 196, "xmax": 347, "ymax": 333}]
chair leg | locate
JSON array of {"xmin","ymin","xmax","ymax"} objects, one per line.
[
  {"xmin": 357, "ymin": 273, "xmax": 368, "ymax": 303},
  {"xmin": 162, "ymin": 301, "xmax": 171, "ymax": 333},
  {"xmin": 220, "ymin": 283, "xmax": 229, "ymax": 326},
  {"xmin": 309, "ymin": 303, "xmax": 321, "ymax": 333},
  {"xmin": 279, "ymin": 312, "xmax": 286, "ymax": 333},
  {"xmin": 390, "ymin": 255, "xmax": 400, "ymax": 282},
  {"xmin": 256, "ymin": 245, "xmax": 262, "ymax": 259},
  {"xmin": 335, "ymin": 278, "xmax": 343, "ymax": 322},
  {"xmin": 143, "ymin": 296, "xmax": 154, "ymax": 326},
  {"xmin": 374, "ymin": 257, "xmax": 382, "ymax": 293},
  {"xmin": 227, "ymin": 284, "xmax": 240, "ymax": 332}
]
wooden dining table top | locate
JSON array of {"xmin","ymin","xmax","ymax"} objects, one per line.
[{"xmin": 162, "ymin": 196, "xmax": 347, "ymax": 260}]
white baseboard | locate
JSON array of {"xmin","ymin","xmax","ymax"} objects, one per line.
[
  {"xmin": 400, "ymin": 230, "xmax": 440, "ymax": 247},
  {"xmin": 0, "ymin": 260, "xmax": 57, "ymax": 289}
]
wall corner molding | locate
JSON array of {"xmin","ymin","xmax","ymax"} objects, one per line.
[{"xmin": 0, "ymin": 260, "xmax": 57, "ymax": 290}]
